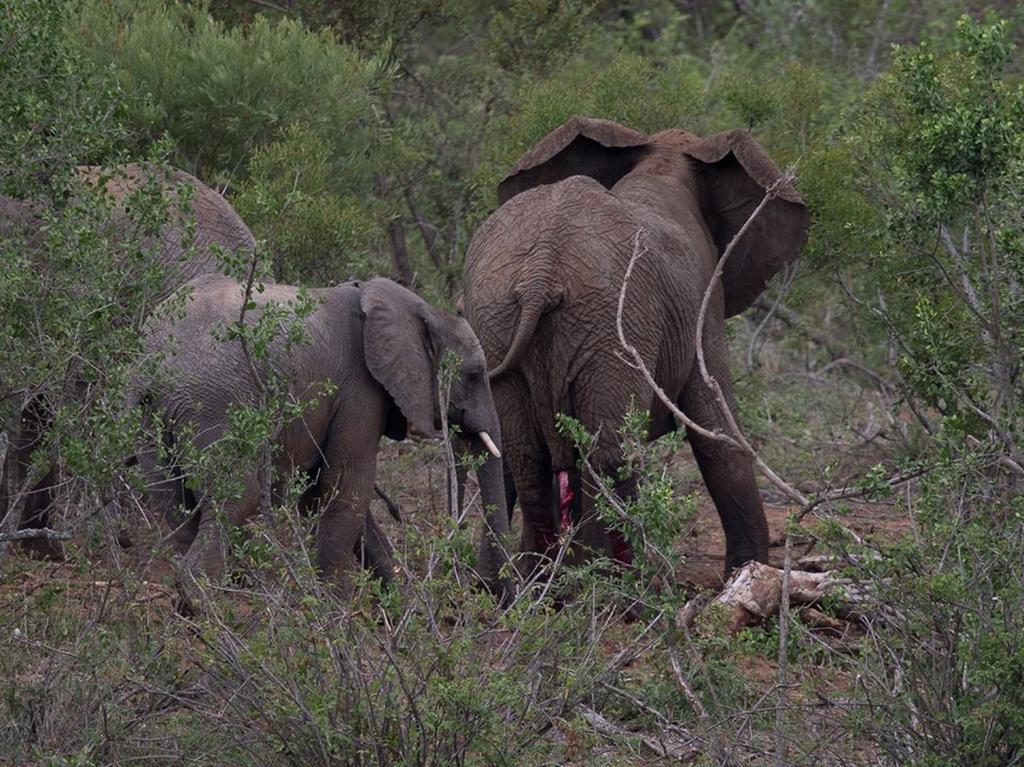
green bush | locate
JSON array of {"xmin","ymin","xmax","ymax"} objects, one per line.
[
  {"xmin": 233, "ymin": 125, "xmax": 385, "ymax": 285},
  {"xmin": 0, "ymin": 0, "xmax": 128, "ymax": 194},
  {"xmin": 75, "ymin": 0, "xmax": 391, "ymax": 190},
  {"xmin": 834, "ymin": 18, "xmax": 1024, "ymax": 765}
]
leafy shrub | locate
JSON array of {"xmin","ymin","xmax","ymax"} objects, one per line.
[
  {"xmin": 233, "ymin": 125, "xmax": 384, "ymax": 285},
  {"xmin": 833, "ymin": 17, "xmax": 1024, "ymax": 765},
  {"xmin": 0, "ymin": 0, "xmax": 129, "ymax": 194},
  {"xmin": 75, "ymin": 0, "xmax": 391, "ymax": 190}
]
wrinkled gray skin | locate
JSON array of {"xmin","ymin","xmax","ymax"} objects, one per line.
[
  {"xmin": 134, "ymin": 275, "xmax": 512, "ymax": 606},
  {"xmin": 463, "ymin": 116, "xmax": 809, "ymax": 573},
  {"xmin": 1, "ymin": 165, "xmax": 259, "ymax": 558}
]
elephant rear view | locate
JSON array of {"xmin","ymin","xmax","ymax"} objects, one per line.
[
  {"xmin": 463, "ymin": 116, "xmax": 809, "ymax": 573},
  {"xmin": 134, "ymin": 275, "xmax": 513, "ymax": 609}
]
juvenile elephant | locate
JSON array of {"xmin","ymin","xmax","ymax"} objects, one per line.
[
  {"xmin": 134, "ymin": 274, "xmax": 511, "ymax": 604},
  {"xmin": 1, "ymin": 165, "xmax": 256, "ymax": 555},
  {"xmin": 463, "ymin": 116, "xmax": 809, "ymax": 573}
]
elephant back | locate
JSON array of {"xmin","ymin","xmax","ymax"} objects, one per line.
[{"xmin": 77, "ymin": 164, "xmax": 257, "ymax": 301}]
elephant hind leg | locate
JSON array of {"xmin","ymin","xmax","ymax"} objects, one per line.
[
  {"xmin": 572, "ymin": 461, "xmax": 636, "ymax": 565},
  {"xmin": 503, "ymin": 431, "xmax": 557, "ymax": 567},
  {"xmin": 490, "ymin": 375, "xmax": 558, "ymax": 561},
  {"xmin": 7, "ymin": 401, "xmax": 64, "ymax": 559},
  {"xmin": 518, "ymin": 458, "xmax": 556, "ymax": 561},
  {"xmin": 136, "ymin": 442, "xmax": 199, "ymax": 554},
  {"xmin": 566, "ymin": 364, "xmax": 650, "ymax": 564},
  {"xmin": 680, "ymin": 354, "xmax": 769, "ymax": 572},
  {"xmin": 176, "ymin": 473, "xmax": 260, "ymax": 613},
  {"xmin": 17, "ymin": 467, "xmax": 63, "ymax": 560}
]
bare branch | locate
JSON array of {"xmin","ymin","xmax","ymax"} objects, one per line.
[
  {"xmin": 616, "ymin": 231, "xmax": 739, "ymax": 447},
  {"xmin": 939, "ymin": 225, "xmax": 986, "ymax": 325},
  {"xmin": 775, "ymin": 524, "xmax": 794, "ymax": 766},
  {"xmin": 579, "ymin": 704, "xmax": 702, "ymax": 761},
  {"xmin": 746, "ymin": 263, "xmax": 796, "ymax": 370},
  {"xmin": 616, "ymin": 174, "xmax": 934, "ymax": 524},
  {"xmin": 695, "ymin": 175, "xmax": 790, "ymax": 389}
]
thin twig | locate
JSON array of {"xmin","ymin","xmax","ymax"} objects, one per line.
[
  {"xmin": 578, "ymin": 704, "xmax": 702, "ymax": 761},
  {"xmin": 775, "ymin": 526, "xmax": 794, "ymax": 766}
]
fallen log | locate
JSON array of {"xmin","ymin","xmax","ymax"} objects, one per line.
[{"xmin": 678, "ymin": 561, "xmax": 872, "ymax": 634}]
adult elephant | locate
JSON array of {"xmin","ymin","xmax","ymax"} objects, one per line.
[
  {"xmin": 463, "ymin": 116, "xmax": 809, "ymax": 573},
  {"xmin": 133, "ymin": 275, "xmax": 511, "ymax": 606},
  {"xmin": 1, "ymin": 164, "xmax": 256, "ymax": 555}
]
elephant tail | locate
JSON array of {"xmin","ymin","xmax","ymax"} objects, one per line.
[{"xmin": 488, "ymin": 287, "xmax": 560, "ymax": 380}]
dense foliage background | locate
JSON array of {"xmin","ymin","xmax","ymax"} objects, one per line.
[{"xmin": 2, "ymin": 1, "xmax": 1023, "ymax": 765}]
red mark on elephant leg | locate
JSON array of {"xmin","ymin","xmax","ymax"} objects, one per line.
[
  {"xmin": 609, "ymin": 530, "xmax": 634, "ymax": 565},
  {"xmin": 557, "ymin": 471, "xmax": 574, "ymax": 531}
]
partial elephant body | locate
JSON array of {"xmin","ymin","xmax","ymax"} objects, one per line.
[
  {"xmin": 135, "ymin": 276, "xmax": 512, "ymax": 605},
  {"xmin": 467, "ymin": 174, "xmax": 705, "ymax": 464},
  {"xmin": 76, "ymin": 164, "xmax": 257, "ymax": 301},
  {"xmin": 464, "ymin": 117, "xmax": 809, "ymax": 571},
  {"xmin": 2, "ymin": 165, "xmax": 258, "ymax": 555}
]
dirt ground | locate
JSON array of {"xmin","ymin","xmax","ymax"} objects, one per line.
[
  {"xmin": 678, "ymin": 496, "xmax": 907, "ymax": 590},
  {"xmin": 374, "ymin": 436, "xmax": 911, "ymax": 593}
]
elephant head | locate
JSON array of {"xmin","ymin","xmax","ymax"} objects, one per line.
[
  {"xmin": 359, "ymin": 279, "xmax": 513, "ymax": 599},
  {"xmin": 496, "ymin": 116, "xmax": 808, "ymax": 316}
]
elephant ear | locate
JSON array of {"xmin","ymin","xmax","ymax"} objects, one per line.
[
  {"xmin": 497, "ymin": 116, "xmax": 649, "ymax": 204},
  {"xmin": 361, "ymin": 279, "xmax": 439, "ymax": 439},
  {"xmin": 683, "ymin": 129, "xmax": 810, "ymax": 317}
]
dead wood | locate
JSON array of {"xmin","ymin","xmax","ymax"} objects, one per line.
[{"xmin": 678, "ymin": 561, "xmax": 870, "ymax": 634}]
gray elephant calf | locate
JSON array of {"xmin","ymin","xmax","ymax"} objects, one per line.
[{"xmin": 134, "ymin": 274, "xmax": 512, "ymax": 605}]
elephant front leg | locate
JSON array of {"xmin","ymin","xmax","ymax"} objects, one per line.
[
  {"xmin": 316, "ymin": 459, "xmax": 374, "ymax": 600},
  {"xmin": 137, "ymin": 444, "xmax": 199, "ymax": 554},
  {"xmin": 681, "ymin": 360, "xmax": 769, "ymax": 573}
]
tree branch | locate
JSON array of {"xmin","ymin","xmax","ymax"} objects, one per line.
[{"xmin": 616, "ymin": 231, "xmax": 740, "ymax": 448}]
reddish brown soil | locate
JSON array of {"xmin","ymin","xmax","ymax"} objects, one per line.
[{"xmin": 676, "ymin": 497, "xmax": 910, "ymax": 590}]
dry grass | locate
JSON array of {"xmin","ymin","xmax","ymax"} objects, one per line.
[{"xmin": 1, "ymin": 321, "xmax": 925, "ymax": 766}]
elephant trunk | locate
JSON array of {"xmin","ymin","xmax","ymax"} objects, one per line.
[{"xmin": 469, "ymin": 430, "xmax": 515, "ymax": 605}]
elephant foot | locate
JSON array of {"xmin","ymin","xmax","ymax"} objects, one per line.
[{"xmin": 723, "ymin": 551, "xmax": 768, "ymax": 581}]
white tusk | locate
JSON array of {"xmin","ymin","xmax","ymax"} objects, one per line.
[{"xmin": 478, "ymin": 431, "xmax": 501, "ymax": 459}]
